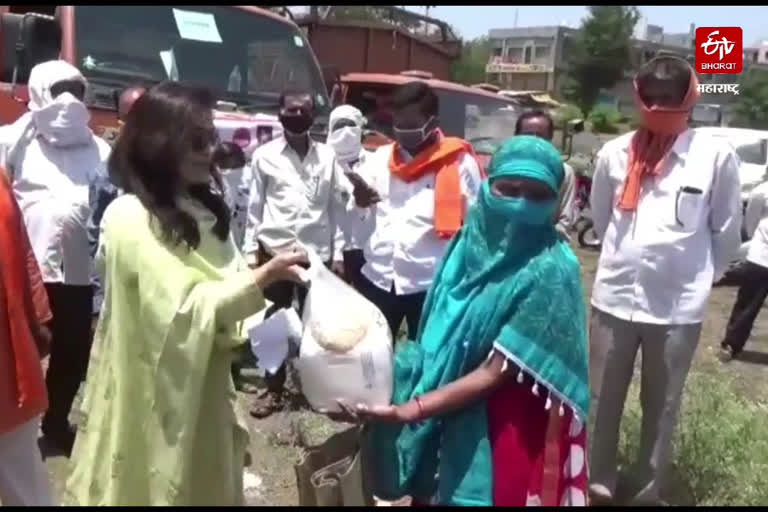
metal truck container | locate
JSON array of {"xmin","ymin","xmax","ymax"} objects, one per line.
[{"xmin": 297, "ymin": 8, "xmax": 461, "ymax": 81}]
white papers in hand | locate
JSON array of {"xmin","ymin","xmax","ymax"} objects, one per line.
[{"xmin": 248, "ymin": 307, "xmax": 302, "ymax": 375}]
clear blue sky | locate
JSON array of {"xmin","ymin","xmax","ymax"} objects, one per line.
[{"xmin": 405, "ymin": 6, "xmax": 767, "ymax": 46}]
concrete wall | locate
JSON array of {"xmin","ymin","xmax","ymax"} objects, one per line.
[{"xmin": 497, "ymin": 72, "xmax": 550, "ymax": 91}]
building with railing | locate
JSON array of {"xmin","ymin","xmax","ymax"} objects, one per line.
[
  {"xmin": 487, "ymin": 21, "xmax": 766, "ymax": 122},
  {"xmin": 486, "ymin": 22, "xmax": 698, "ymax": 114}
]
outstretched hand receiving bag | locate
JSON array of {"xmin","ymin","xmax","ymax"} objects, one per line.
[{"xmin": 297, "ymin": 249, "xmax": 393, "ymax": 413}]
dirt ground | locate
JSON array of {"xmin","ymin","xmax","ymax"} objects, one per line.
[{"xmin": 42, "ymin": 247, "xmax": 768, "ymax": 505}]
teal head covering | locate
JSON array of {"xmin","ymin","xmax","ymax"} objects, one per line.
[{"xmin": 369, "ymin": 136, "xmax": 589, "ymax": 506}]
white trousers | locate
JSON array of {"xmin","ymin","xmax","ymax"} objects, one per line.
[{"xmin": 0, "ymin": 417, "xmax": 55, "ymax": 506}]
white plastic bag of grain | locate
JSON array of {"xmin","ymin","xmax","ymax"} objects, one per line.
[{"xmin": 297, "ymin": 248, "xmax": 393, "ymax": 413}]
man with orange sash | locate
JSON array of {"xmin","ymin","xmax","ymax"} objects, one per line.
[
  {"xmin": 587, "ymin": 56, "xmax": 742, "ymax": 506},
  {"xmin": 0, "ymin": 171, "xmax": 55, "ymax": 505},
  {"xmin": 349, "ymin": 81, "xmax": 484, "ymax": 340}
]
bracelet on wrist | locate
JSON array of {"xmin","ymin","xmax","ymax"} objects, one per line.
[{"xmin": 413, "ymin": 395, "xmax": 425, "ymax": 423}]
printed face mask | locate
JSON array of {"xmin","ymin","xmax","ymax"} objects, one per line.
[
  {"xmin": 393, "ymin": 116, "xmax": 437, "ymax": 153},
  {"xmin": 328, "ymin": 126, "xmax": 362, "ymax": 162}
]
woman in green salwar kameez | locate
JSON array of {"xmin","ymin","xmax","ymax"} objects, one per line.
[{"xmin": 65, "ymin": 82, "xmax": 307, "ymax": 506}]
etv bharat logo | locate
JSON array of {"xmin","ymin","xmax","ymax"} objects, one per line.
[
  {"xmin": 695, "ymin": 27, "xmax": 743, "ymax": 74},
  {"xmin": 702, "ymin": 31, "xmax": 735, "ymax": 61}
]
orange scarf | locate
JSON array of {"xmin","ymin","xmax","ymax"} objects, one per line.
[
  {"xmin": 389, "ymin": 131, "xmax": 485, "ymax": 238},
  {"xmin": 0, "ymin": 172, "xmax": 48, "ymax": 410},
  {"xmin": 617, "ymin": 60, "xmax": 700, "ymax": 211}
]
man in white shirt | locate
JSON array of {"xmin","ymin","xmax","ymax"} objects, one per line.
[
  {"xmin": 0, "ymin": 60, "xmax": 112, "ymax": 456},
  {"xmin": 243, "ymin": 90, "xmax": 366, "ymax": 417},
  {"xmin": 352, "ymin": 81, "xmax": 483, "ymax": 341},
  {"xmin": 213, "ymin": 141, "xmax": 249, "ymax": 250},
  {"xmin": 89, "ymin": 86, "xmax": 144, "ymax": 326},
  {"xmin": 514, "ymin": 110, "xmax": 577, "ymax": 237},
  {"xmin": 719, "ymin": 180, "xmax": 768, "ymax": 361},
  {"xmin": 588, "ymin": 57, "xmax": 742, "ymax": 505},
  {"xmin": 325, "ymin": 104, "xmax": 374, "ymax": 288}
]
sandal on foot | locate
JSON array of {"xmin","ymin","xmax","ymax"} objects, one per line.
[{"xmin": 249, "ymin": 392, "xmax": 284, "ymax": 419}]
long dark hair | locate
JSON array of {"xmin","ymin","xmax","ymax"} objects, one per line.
[{"xmin": 109, "ymin": 82, "xmax": 230, "ymax": 249}]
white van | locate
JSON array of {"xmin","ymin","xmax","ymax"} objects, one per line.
[{"xmin": 696, "ymin": 127, "xmax": 768, "ymax": 203}]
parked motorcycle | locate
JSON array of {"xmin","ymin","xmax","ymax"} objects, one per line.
[{"xmin": 572, "ymin": 163, "xmax": 602, "ymax": 250}]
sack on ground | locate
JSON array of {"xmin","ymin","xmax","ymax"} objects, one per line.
[
  {"xmin": 294, "ymin": 426, "xmax": 374, "ymax": 506},
  {"xmin": 297, "ymin": 249, "xmax": 393, "ymax": 413}
]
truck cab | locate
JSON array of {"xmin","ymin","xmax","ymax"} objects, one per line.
[
  {"xmin": 0, "ymin": 5, "xmax": 331, "ymax": 154},
  {"xmin": 330, "ymin": 70, "xmax": 523, "ymax": 167}
]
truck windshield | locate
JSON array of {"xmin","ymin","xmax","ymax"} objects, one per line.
[
  {"xmin": 73, "ymin": 6, "xmax": 329, "ymax": 114},
  {"xmin": 346, "ymin": 82, "xmax": 519, "ymax": 142}
]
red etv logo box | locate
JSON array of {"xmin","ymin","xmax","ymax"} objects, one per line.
[{"xmin": 695, "ymin": 27, "xmax": 743, "ymax": 74}]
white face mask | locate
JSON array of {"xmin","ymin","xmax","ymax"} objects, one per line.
[
  {"xmin": 32, "ymin": 92, "xmax": 91, "ymax": 147},
  {"xmin": 328, "ymin": 126, "xmax": 362, "ymax": 162}
]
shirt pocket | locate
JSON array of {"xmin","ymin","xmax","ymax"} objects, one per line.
[
  {"xmin": 674, "ymin": 186, "xmax": 705, "ymax": 231},
  {"xmin": 306, "ymin": 173, "xmax": 331, "ymax": 210}
]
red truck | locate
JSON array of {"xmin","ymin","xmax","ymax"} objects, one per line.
[
  {"xmin": 296, "ymin": 9, "xmax": 523, "ymax": 163},
  {"xmin": 0, "ymin": 5, "xmax": 332, "ymax": 154},
  {"xmin": 298, "ymin": 7, "xmax": 462, "ymax": 82},
  {"xmin": 328, "ymin": 70, "xmax": 522, "ymax": 169}
]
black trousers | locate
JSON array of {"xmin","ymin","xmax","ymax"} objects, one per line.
[
  {"xmin": 343, "ymin": 249, "xmax": 366, "ymax": 290},
  {"xmin": 721, "ymin": 261, "xmax": 768, "ymax": 355},
  {"xmin": 258, "ymin": 245, "xmax": 315, "ymax": 394},
  {"xmin": 356, "ymin": 274, "xmax": 427, "ymax": 342},
  {"xmin": 715, "ymin": 260, "xmax": 753, "ymax": 288},
  {"xmin": 41, "ymin": 283, "xmax": 93, "ymax": 437}
]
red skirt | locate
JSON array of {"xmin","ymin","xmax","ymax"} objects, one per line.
[{"xmin": 487, "ymin": 375, "xmax": 588, "ymax": 506}]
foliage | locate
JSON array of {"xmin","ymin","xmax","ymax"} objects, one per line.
[
  {"xmin": 618, "ymin": 368, "xmax": 768, "ymax": 506},
  {"xmin": 564, "ymin": 6, "xmax": 640, "ymax": 116},
  {"xmin": 451, "ymin": 36, "xmax": 491, "ymax": 85},
  {"xmin": 552, "ymin": 104, "xmax": 584, "ymax": 125},
  {"xmin": 588, "ymin": 106, "xmax": 622, "ymax": 134},
  {"xmin": 315, "ymin": 6, "xmax": 423, "ymax": 31},
  {"xmin": 731, "ymin": 72, "xmax": 768, "ymax": 130}
]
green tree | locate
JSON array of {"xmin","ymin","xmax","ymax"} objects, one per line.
[
  {"xmin": 451, "ymin": 36, "xmax": 490, "ymax": 85},
  {"xmin": 314, "ymin": 6, "xmax": 422, "ymax": 31},
  {"xmin": 731, "ymin": 72, "xmax": 768, "ymax": 130},
  {"xmin": 564, "ymin": 6, "xmax": 640, "ymax": 115}
]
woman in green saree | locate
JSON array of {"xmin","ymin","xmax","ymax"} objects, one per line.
[
  {"xmin": 65, "ymin": 82, "xmax": 307, "ymax": 505},
  {"xmin": 340, "ymin": 135, "xmax": 590, "ymax": 506}
]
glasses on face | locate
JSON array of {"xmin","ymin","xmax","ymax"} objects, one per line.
[
  {"xmin": 189, "ymin": 127, "xmax": 218, "ymax": 153},
  {"xmin": 50, "ymin": 80, "xmax": 86, "ymax": 102},
  {"xmin": 393, "ymin": 115, "xmax": 435, "ymax": 133},
  {"xmin": 331, "ymin": 119, "xmax": 358, "ymax": 132}
]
